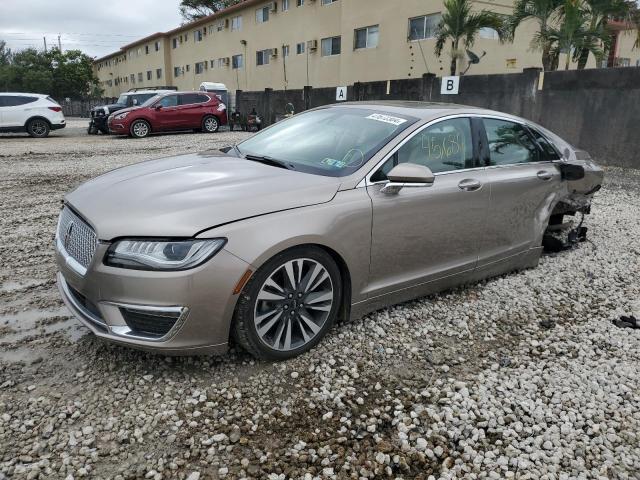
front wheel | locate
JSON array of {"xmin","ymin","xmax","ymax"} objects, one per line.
[
  {"xmin": 27, "ymin": 119, "xmax": 50, "ymax": 138},
  {"xmin": 233, "ymin": 247, "xmax": 342, "ymax": 360},
  {"xmin": 130, "ymin": 119, "xmax": 151, "ymax": 138},
  {"xmin": 202, "ymin": 115, "xmax": 219, "ymax": 133}
]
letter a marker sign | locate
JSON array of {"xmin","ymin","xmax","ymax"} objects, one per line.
[
  {"xmin": 336, "ymin": 86, "xmax": 347, "ymax": 101},
  {"xmin": 441, "ymin": 76, "xmax": 460, "ymax": 95}
]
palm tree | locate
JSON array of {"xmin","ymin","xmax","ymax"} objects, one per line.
[
  {"xmin": 546, "ymin": 0, "xmax": 607, "ymax": 70},
  {"xmin": 508, "ymin": 0, "xmax": 564, "ymax": 71},
  {"xmin": 435, "ymin": 0, "xmax": 508, "ymax": 76},
  {"xmin": 575, "ymin": 0, "xmax": 630, "ymax": 68}
]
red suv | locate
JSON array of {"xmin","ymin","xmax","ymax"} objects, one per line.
[{"xmin": 108, "ymin": 91, "xmax": 228, "ymax": 138}]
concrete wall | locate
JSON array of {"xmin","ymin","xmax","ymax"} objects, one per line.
[{"xmin": 236, "ymin": 66, "xmax": 640, "ymax": 169}]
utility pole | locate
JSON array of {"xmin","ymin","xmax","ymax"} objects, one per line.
[
  {"xmin": 43, "ymin": 37, "xmax": 47, "ymax": 52},
  {"xmin": 57, "ymin": 35, "xmax": 61, "ymax": 51}
]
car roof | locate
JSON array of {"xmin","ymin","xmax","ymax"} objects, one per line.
[
  {"xmin": 330, "ymin": 100, "xmax": 522, "ymax": 123},
  {"xmin": 0, "ymin": 92, "xmax": 49, "ymax": 97},
  {"xmin": 124, "ymin": 90, "xmax": 173, "ymax": 95}
]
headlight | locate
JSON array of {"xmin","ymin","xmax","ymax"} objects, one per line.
[
  {"xmin": 105, "ymin": 238, "xmax": 226, "ymax": 271},
  {"xmin": 103, "ymin": 106, "xmax": 109, "ymax": 115},
  {"xmin": 114, "ymin": 112, "xmax": 129, "ymax": 120}
]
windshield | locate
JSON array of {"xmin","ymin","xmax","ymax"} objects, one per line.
[
  {"xmin": 140, "ymin": 94, "xmax": 161, "ymax": 107},
  {"xmin": 235, "ymin": 107, "xmax": 417, "ymax": 177},
  {"xmin": 116, "ymin": 94, "xmax": 128, "ymax": 105}
]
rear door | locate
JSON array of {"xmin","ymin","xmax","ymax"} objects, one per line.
[
  {"xmin": 177, "ymin": 93, "xmax": 210, "ymax": 128},
  {"xmin": 477, "ymin": 116, "xmax": 563, "ymax": 266},
  {"xmin": 153, "ymin": 94, "xmax": 180, "ymax": 130},
  {"xmin": 366, "ymin": 116, "xmax": 491, "ymax": 298}
]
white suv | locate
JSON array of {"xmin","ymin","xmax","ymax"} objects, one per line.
[{"xmin": 0, "ymin": 93, "xmax": 66, "ymax": 138}]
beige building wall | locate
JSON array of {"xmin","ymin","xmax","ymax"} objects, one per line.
[{"xmin": 94, "ymin": 0, "xmax": 634, "ymax": 98}]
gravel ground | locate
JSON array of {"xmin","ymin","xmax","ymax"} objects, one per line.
[{"xmin": 0, "ymin": 122, "xmax": 639, "ymax": 480}]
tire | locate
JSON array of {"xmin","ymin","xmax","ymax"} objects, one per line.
[
  {"xmin": 26, "ymin": 118, "xmax": 50, "ymax": 138},
  {"xmin": 129, "ymin": 119, "xmax": 151, "ymax": 138},
  {"xmin": 99, "ymin": 127, "xmax": 109, "ymax": 135},
  {"xmin": 202, "ymin": 115, "xmax": 219, "ymax": 133},
  {"xmin": 233, "ymin": 246, "xmax": 342, "ymax": 360}
]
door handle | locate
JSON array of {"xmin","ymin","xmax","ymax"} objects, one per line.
[
  {"xmin": 458, "ymin": 179, "xmax": 482, "ymax": 192},
  {"xmin": 537, "ymin": 170, "xmax": 553, "ymax": 181}
]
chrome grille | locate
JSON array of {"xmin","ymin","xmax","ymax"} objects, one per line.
[{"xmin": 57, "ymin": 207, "xmax": 97, "ymax": 272}]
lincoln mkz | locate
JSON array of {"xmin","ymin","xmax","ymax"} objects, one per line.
[{"xmin": 55, "ymin": 102, "xmax": 603, "ymax": 359}]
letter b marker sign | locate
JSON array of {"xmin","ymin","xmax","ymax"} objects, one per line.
[{"xmin": 441, "ymin": 76, "xmax": 460, "ymax": 95}]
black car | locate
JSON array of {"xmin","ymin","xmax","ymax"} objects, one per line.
[{"xmin": 88, "ymin": 88, "xmax": 176, "ymax": 134}]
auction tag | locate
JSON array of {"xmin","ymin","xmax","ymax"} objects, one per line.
[{"xmin": 366, "ymin": 113, "xmax": 407, "ymax": 126}]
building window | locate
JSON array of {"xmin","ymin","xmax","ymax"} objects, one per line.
[
  {"xmin": 408, "ymin": 13, "xmax": 442, "ymax": 40},
  {"xmin": 186, "ymin": 64, "xmax": 190, "ymax": 72},
  {"xmin": 282, "ymin": 45, "xmax": 290, "ymax": 57},
  {"xmin": 231, "ymin": 15, "xmax": 242, "ymax": 31},
  {"xmin": 218, "ymin": 58, "xmax": 229, "ymax": 67},
  {"xmin": 130, "ymin": 73, "xmax": 135, "ymax": 84},
  {"xmin": 195, "ymin": 62, "xmax": 205, "ymax": 74},
  {"xmin": 145, "ymin": 45, "xmax": 149, "ymax": 54},
  {"xmin": 146, "ymin": 70, "xmax": 152, "ymax": 80},
  {"xmin": 155, "ymin": 41, "xmax": 160, "ymax": 51},
  {"xmin": 321, "ymin": 0, "xmax": 337, "ymax": 4},
  {"xmin": 232, "ymin": 54, "xmax": 244, "ymax": 69},
  {"xmin": 156, "ymin": 68, "xmax": 162, "ymax": 79},
  {"xmin": 172, "ymin": 38, "xmax": 178, "ymax": 49},
  {"xmin": 174, "ymin": 66, "xmax": 181, "ymax": 77},
  {"xmin": 297, "ymin": 0, "xmax": 304, "ymax": 6},
  {"xmin": 355, "ymin": 25, "xmax": 379, "ymax": 49},
  {"xmin": 194, "ymin": 30, "xmax": 203, "ymax": 42},
  {"xmin": 296, "ymin": 42, "xmax": 305, "ymax": 54},
  {"xmin": 479, "ymin": 27, "xmax": 499, "ymax": 40},
  {"xmin": 256, "ymin": 6, "xmax": 269, "ymax": 23},
  {"xmin": 217, "ymin": 20, "xmax": 225, "ymax": 31},
  {"xmin": 138, "ymin": 72, "xmax": 143, "ymax": 82},
  {"xmin": 210, "ymin": 59, "xmax": 215, "ymax": 68},
  {"xmin": 321, "ymin": 36, "xmax": 341, "ymax": 56},
  {"xmin": 282, "ymin": 0, "xmax": 289, "ymax": 11},
  {"xmin": 256, "ymin": 49, "xmax": 270, "ymax": 65}
]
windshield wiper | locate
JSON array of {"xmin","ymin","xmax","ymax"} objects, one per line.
[{"xmin": 243, "ymin": 153, "xmax": 295, "ymax": 170}]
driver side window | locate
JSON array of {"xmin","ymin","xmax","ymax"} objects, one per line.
[
  {"xmin": 371, "ymin": 118, "xmax": 474, "ymax": 182},
  {"xmin": 158, "ymin": 95, "xmax": 178, "ymax": 107}
]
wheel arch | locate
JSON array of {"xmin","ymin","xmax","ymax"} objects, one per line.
[{"xmin": 24, "ymin": 115, "xmax": 52, "ymax": 128}]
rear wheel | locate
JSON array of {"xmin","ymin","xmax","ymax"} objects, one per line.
[
  {"xmin": 233, "ymin": 247, "xmax": 341, "ymax": 360},
  {"xmin": 26, "ymin": 118, "xmax": 50, "ymax": 138},
  {"xmin": 130, "ymin": 119, "xmax": 151, "ymax": 138},
  {"xmin": 202, "ymin": 115, "xmax": 219, "ymax": 133}
]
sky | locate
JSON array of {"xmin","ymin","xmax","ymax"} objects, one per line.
[{"xmin": 0, "ymin": 0, "xmax": 183, "ymax": 59}]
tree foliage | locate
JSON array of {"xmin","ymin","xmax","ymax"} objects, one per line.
[
  {"xmin": 179, "ymin": 0, "xmax": 244, "ymax": 22},
  {"xmin": 0, "ymin": 45, "xmax": 101, "ymax": 99},
  {"xmin": 435, "ymin": 0, "xmax": 509, "ymax": 75}
]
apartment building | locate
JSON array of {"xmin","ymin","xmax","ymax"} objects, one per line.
[{"xmin": 94, "ymin": 0, "xmax": 640, "ymax": 97}]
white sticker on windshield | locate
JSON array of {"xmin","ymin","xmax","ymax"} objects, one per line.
[{"xmin": 366, "ymin": 113, "xmax": 408, "ymax": 126}]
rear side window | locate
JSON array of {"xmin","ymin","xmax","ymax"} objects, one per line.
[
  {"xmin": 529, "ymin": 127, "xmax": 561, "ymax": 160},
  {"xmin": 483, "ymin": 118, "xmax": 540, "ymax": 166},
  {"xmin": 1, "ymin": 96, "xmax": 38, "ymax": 107},
  {"xmin": 180, "ymin": 93, "xmax": 209, "ymax": 105}
]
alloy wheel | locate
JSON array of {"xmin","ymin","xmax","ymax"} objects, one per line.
[
  {"xmin": 132, "ymin": 121, "xmax": 149, "ymax": 137},
  {"xmin": 204, "ymin": 117, "xmax": 218, "ymax": 132},
  {"xmin": 31, "ymin": 120, "xmax": 48, "ymax": 137},
  {"xmin": 254, "ymin": 258, "xmax": 334, "ymax": 352}
]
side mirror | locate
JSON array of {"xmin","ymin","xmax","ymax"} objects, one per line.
[
  {"xmin": 381, "ymin": 163, "xmax": 435, "ymax": 195},
  {"xmin": 559, "ymin": 162, "xmax": 585, "ymax": 181}
]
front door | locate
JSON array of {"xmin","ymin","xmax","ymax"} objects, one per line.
[
  {"xmin": 153, "ymin": 94, "xmax": 181, "ymax": 130},
  {"xmin": 366, "ymin": 117, "xmax": 491, "ymax": 298},
  {"xmin": 477, "ymin": 117, "xmax": 563, "ymax": 266}
]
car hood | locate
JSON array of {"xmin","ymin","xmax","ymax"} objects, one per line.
[
  {"xmin": 65, "ymin": 151, "xmax": 342, "ymax": 240},
  {"xmin": 93, "ymin": 103, "xmax": 125, "ymax": 112},
  {"xmin": 109, "ymin": 105, "xmax": 144, "ymax": 116}
]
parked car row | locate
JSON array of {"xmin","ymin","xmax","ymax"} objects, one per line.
[{"xmin": 0, "ymin": 93, "xmax": 66, "ymax": 138}]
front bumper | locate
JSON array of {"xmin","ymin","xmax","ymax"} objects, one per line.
[{"xmin": 56, "ymin": 239, "xmax": 250, "ymax": 355}]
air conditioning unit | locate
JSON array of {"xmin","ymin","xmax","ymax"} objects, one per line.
[
  {"xmin": 270, "ymin": 1, "xmax": 278, "ymax": 12},
  {"xmin": 271, "ymin": 48, "xmax": 278, "ymax": 58},
  {"xmin": 222, "ymin": 57, "xmax": 230, "ymax": 66},
  {"xmin": 307, "ymin": 39, "xmax": 318, "ymax": 51}
]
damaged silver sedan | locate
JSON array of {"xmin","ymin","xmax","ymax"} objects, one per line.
[{"xmin": 55, "ymin": 102, "xmax": 603, "ymax": 359}]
